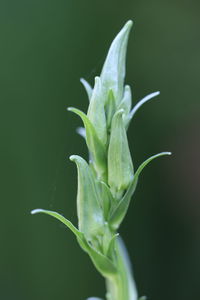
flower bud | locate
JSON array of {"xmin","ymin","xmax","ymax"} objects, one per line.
[
  {"xmin": 87, "ymin": 77, "xmax": 107, "ymax": 145},
  {"xmin": 100, "ymin": 20, "xmax": 133, "ymax": 106},
  {"xmin": 108, "ymin": 109, "xmax": 134, "ymax": 198},
  {"xmin": 70, "ymin": 155, "xmax": 105, "ymax": 240}
]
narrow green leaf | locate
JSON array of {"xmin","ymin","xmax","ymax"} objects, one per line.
[
  {"xmin": 125, "ymin": 91, "xmax": 160, "ymax": 129},
  {"xmin": 68, "ymin": 107, "xmax": 107, "ymax": 180},
  {"xmin": 134, "ymin": 152, "xmax": 171, "ymax": 178},
  {"xmin": 31, "ymin": 209, "xmax": 116, "ymax": 276},
  {"xmin": 70, "ymin": 155, "xmax": 105, "ymax": 240},
  {"xmin": 108, "ymin": 109, "xmax": 134, "ymax": 197},
  {"xmin": 100, "ymin": 20, "xmax": 133, "ymax": 105},
  {"xmin": 80, "ymin": 78, "xmax": 93, "ymax": 101},
  {"xmin": 109, "ymin": 152, "xmax": 171, "ymax": 229},
  {"xmin": 87, "ymin": 77, "xmax": 107, "ymax": 145},
  {"xmin": 31, "ymin": 209, "xmax": 83, "ymax": 240}
]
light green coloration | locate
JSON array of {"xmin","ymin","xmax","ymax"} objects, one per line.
[
  {"xmin": 87, "ymin": 77, "xmax": 107, "ymax": 145},
  {"xmin": 80, "ymin": 77, "xmax": 93, "ymax": 101},
  {"xmin": 108, "ymin": 109, "xmax": 134, "ymax": 199},
  {"xmin": 69, "ymin": 155, "xmax": 105, "ymax": 241},
  {"xmin": 32, "ymin": 20, "xmax": 171, "ymax": 300}
]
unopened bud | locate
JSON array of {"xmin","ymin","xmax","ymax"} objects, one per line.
[{"xmin": 108, "ymin": 109, "xmax": 134, "ymax": 198}]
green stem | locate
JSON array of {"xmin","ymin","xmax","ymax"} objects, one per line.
[{"xmin": 105, "ymin": 237, "xmax": 138, "ymax": 300}]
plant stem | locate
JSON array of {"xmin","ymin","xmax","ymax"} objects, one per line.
[{"xmin": 105, "ymin": 237, "xmax": 138, "ymax": 300}]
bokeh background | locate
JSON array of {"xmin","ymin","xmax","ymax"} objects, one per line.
[{"xmin": 1, "ymin": 0, "xmax": 200, "ymax": 299}]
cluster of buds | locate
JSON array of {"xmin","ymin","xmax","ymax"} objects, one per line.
[{"xmin": 32, "ymin": 20, "xmax": 170, "ymax": 300}]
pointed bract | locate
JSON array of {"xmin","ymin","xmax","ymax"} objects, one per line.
[
  {"xmin": 80, "ymin": 78, "xmax": 93, "ymax": 101},
  {"xmin": 31, "ymin": 209, "xmax": 83, "ymax": 239}
]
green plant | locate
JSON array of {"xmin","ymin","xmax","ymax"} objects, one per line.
[{"xmin": 31, "ymin": 20, "xmax": 171, "ymax": 300}]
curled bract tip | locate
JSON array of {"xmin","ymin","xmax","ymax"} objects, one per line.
[
  {"xmin": 31, "ymin": 209, "xmax": 43, "ymax": 215},
  {"xmin": 69, "ymin": 154, "xmax": 78, "ymax": 162},
  {"xmin": 165, "ymin": 151, "xmax": 172, "ymax": 155}
]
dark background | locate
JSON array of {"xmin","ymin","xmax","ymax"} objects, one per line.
[{"xmin": 1, "ymin": 0, "xmax": 200, "ymax": 299}]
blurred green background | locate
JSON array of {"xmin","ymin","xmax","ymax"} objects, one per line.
[{"xmin": 1, "ymin": 0, "xmax": 200, "ymax": 299}]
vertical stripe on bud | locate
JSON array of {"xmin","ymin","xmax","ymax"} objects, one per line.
[
  {"xmin": 104, "ymin": 89, "xmax": 116, "ymax": 131},
  {"xmin": 108, "ymin": 109, "xmax": 134, "ymax": 197}
]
